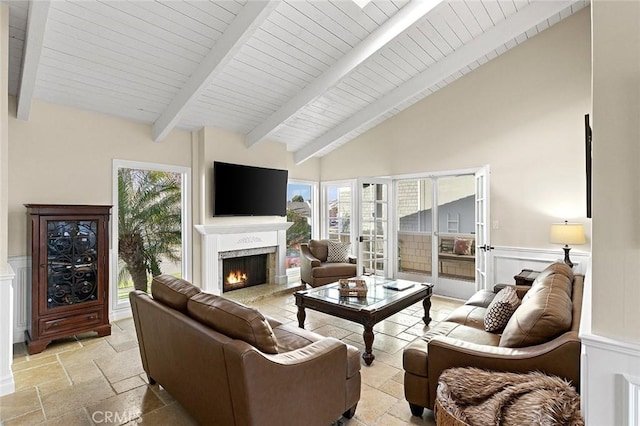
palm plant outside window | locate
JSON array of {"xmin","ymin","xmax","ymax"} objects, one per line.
[{"xmin": 117, "ymin": 168, "xmax": 182, "ymax": 294}]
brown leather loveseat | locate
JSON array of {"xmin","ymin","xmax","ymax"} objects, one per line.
[
  {"xmin": 130, "ymin": 275, "xmax": 361, "ymax": 425},
  {"xmin": 300, "ymin": 239, "xmax": 357, "ymax": 287},
  {"xmin": 403, "ymin": 262, "xmax": 583, "ymax": 416}
]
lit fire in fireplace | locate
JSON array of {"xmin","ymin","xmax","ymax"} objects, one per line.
[{"xmin": 226, "ymin": 271, "xmax": 247, "ymax": 285}]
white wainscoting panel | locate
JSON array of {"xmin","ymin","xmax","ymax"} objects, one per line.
[
  {"xmin": 0, "ymin": 263, "xmax": 16, "ymax": 396},
  {"xmin": 490, "ymin": 246, "xmax": 589, "ymax": 287},
  {"xmin": 8, "ymin": 256, "xmax": 28, "ymax": 345},
  {"xmin": 623, "ymin": 374, "xmax": 640, "ymax": 426},
  {"xmin": 579, "ymin": 259, "xmax": 640, "ymax": 425},
  {"xmin": 581, "ymin": 334, "xmax": 640, "ymax": 425}
]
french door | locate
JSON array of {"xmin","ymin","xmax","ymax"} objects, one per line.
[
  {"xmin": 357, "ymin": 178, "xmax": 392, "ymax": 278},
  {"xmin": 393, "ymin": 168, "xmax": 490, "ymax": 299},
  {"xmin": 474, "ymin": 166, "xmax": 491, "ymax": 290}
]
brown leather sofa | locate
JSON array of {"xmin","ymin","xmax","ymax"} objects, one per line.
[
  {"xmin": 130, "ymin": 275, "xmax": 361, "ymax": 426},
  {"xmin": 403, "ymin": 262, "xmax": 583, "ymax": 416},
  {"xmin": 300, "ymin": 239, "xmax": 357, "ymax": 287}
]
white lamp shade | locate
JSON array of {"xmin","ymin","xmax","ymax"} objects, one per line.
[{"xmin": 550, "ymin": 222, "xmax": 586, "ymax": 245}]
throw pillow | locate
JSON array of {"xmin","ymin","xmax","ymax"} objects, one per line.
[
  {"xmin": 453, "ymin": 238, "xmax": 471, "ymax": 255},
  {"xmin": 484, "ymin": 286, "xmax": 520, "ymax": 333},
  {"xmin": 327, "ymin": 241, "xmax": 351, "ymax": 263}
]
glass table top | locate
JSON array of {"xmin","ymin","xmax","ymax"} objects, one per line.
[{"xmin": 299, "ymin": 276, "xmax": 432, "ymax": 311}]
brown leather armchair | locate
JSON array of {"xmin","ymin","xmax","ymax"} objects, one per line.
[
  {"xmin": 300, "ymin": 239, "xmax": 357, "ymax": 287},
  {"xmin": 130, "ymin": 275, "xmax": 361, "ymax": 426}
]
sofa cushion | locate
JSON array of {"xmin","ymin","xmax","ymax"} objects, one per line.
[
  {"xmin": 528, "ymin": 262, "xmax": 574, "ymax": 293},
  {"xmin": 499, "ymin": 284, "xmax": 572, "ymax": 348},
  {"xmin": 151, "ymin": 275, "xmax": 201, "ymax": 313},
  {"xmin": 524, "ymin": 273, "xmax": 573, "ymax": 302},
  {"xmin": 311, "ymin": 262, "xmax": 357, "ymax": 278},
  {"xmin": 187, "ymin": 293, "xmax": 278, "ymax": 354},
  {"xmin": 327, "ymin": 241, "xmax": 351, "ymax": 263},
  {"xmin": 445, "ymin": 305, "xmax": 487, "ymax": 330},
  {"xmin": 308, "ymin": 239, "xmax": 329, "ymax": 262},
  {"xmin": 484, "ymin": 286, "xmax": 520, "ymax": 333}
]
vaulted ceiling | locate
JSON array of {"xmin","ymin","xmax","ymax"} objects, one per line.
[{"xmin": 4, "ymin": 0, "xmax": 587, "ymax": 163}]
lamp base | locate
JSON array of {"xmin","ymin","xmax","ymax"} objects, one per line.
[{"xmin": 562, "ymin": 246, "xmax": 574, "ymax": 268}]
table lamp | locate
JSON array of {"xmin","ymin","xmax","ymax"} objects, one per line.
[{"xmin": 550, "ymin": 221, "xmax": 585, "ymax": 268}]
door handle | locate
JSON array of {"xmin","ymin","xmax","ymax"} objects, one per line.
[{"xmin": 479, "ymin": 244, "xmax": 495, "ymax": 252}]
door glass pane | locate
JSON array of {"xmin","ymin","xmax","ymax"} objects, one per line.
[
  {"xmin": 47, "ymin": 219, "xmax": 99, "ymax": 308},
  {"xmin": 117, "ymin": 168, "xmax": 183, "ymax": 297},
  {"xmin": 326, "ymin": 184, "xmax": 351, "ymax": 243},
  {"xmin": 437, "ymin": 175, "xmax": 475, "ymax": 281},
  {"xmin": 286, "ymin": 182, "xmax": 313, "ymax": 270},
  {"xmin": 361, "ymin": 182, "xmax": 387, "ymax": 276},
  {"xmin": 397, "ymin": 179, "xmax": 433, "ymax": 275}
]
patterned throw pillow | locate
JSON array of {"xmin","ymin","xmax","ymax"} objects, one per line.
[
  {"xmin": 326, "ymin": 241, "xmax": 351, "ymax": 263},
  {"xmin": 484, "ymin": 286, "xmax": 520, "ymax": 333},
  {"xmin": 453, "ymin": 238, "xmax": 471, "ymax": 255}
]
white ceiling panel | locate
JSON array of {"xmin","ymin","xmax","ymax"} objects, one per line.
[{"xmin": 2, "ymin": 0, "xmax": 588, "ymax": 161}]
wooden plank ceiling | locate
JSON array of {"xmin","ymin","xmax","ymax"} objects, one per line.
[{"xmin": 3, "ymin": 0, "xmax": 588, "ymax": 163}]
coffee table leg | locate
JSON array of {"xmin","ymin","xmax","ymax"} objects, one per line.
[
  {"xmin": 423, "ymin": 296, "xmax": 432, "ymax": 325},
  {"xmin": 362, "ymin": 325, "xmax": 375, "ymax": 365},
  {"xmin": 297, "ymin": 305, "xmax": 306, "ymax": 329}
]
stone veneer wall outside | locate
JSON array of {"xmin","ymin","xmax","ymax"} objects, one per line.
[{"xmin": 398, "ymin": 232, "xmax": 432, "ymax": 274}]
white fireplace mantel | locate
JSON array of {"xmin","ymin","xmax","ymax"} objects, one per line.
[
  {"xmin": 195, "ymin": 222, "xmax": 293, "ymax": 235},
  {"xmin": 195, "ymin": 222, "xmax": 292, "ymax": 294}
]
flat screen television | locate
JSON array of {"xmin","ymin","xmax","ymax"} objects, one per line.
[{"xmin": 213, "ymin": 161, "xmax": 288, "ymax": 216}]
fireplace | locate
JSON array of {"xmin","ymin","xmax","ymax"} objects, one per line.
[
  {"xmin": 194, "ymin": 222, "xmax": 292, "ymax": 295},
  {"xmin": 222, "ymin": 254, "xmax": 268, "ymax": 292}
]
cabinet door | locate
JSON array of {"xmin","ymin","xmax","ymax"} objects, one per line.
[{"xmin": 42, "ymin": 217, "xmax": 103, "ymax": 312}]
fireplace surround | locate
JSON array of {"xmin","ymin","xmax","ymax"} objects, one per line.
[{"xmin": 194, "ymin": 222, "xmax": 292, "ymax": 295}]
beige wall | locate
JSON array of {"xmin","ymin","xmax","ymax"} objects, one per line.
[
  {"xmin": 198, "ymin": 126, "xmax": 320, "ymax": 223},
  {"xmin": 591, "ymin": 1, "xmax": 640, "ymax": 342},
  {"xmin": 7, "ymin": 99, "xmax": 193, "ymax": 257},
  {"xmin": 320, "ymin": 7, "xmax": 592, "ymax": 251}
]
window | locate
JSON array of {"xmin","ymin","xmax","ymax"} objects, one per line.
[
  {"xmin": 396, "ymin": 175, "xmax": 476, "ymax": 280},
  {"xmin": 397, "ymin": 179, "xmax": 433, "ymax": 275},
  {"xmin": 112, "ymin": 160, "xmax": 190, "ymax": 312},
  {"xmin": 437, "ymin": 175, "xmax": 475, "ymax": 280},
  {"xmin": 286, "ymin": 180, "xmax": 317, "ymax": 272},
  {"xmin": 323, "ymin": 181, "xmax": 353, "ymax": 244}
]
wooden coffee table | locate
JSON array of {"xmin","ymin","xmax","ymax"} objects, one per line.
[{"xmin": 294, "ymin": 276, "xmax": 433, "ymax": 366}]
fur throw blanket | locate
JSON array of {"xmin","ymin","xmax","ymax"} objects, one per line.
[{"xmin": 436, "ymin": 368, "xmax": 584, "ymax": 425}]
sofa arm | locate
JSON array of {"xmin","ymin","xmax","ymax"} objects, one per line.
[
  {"xmin": 348, "ymin": 255, "xmax": 357, "ymax": 264},
  {"xmin": 224, "ymin": 337, "xmax": 356, "ymax": 425},
  {"xmin": 300, "ymin": 244, "xmax": 321, "ymax": 285},
  {"xmin": 426, "ymin": 332, "xmax": 581, "ymax": 408},
  {"xmin": 300, "ymin": 244, "xmax": 321, "ymax": 266}
]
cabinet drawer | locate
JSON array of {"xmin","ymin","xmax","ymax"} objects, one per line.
[{"xmin": 39, "ymin": 308, "xmax": 104, "ymax": 336}]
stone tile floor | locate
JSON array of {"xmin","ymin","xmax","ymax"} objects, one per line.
[{"xmin": 0, "ymin": 291, "xmax": 463, "ymax": 425}]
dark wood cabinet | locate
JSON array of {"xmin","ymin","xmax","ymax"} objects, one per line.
[{"xmin": 25, "ymin": 204, "xmax": 112, "ymax": 354}]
